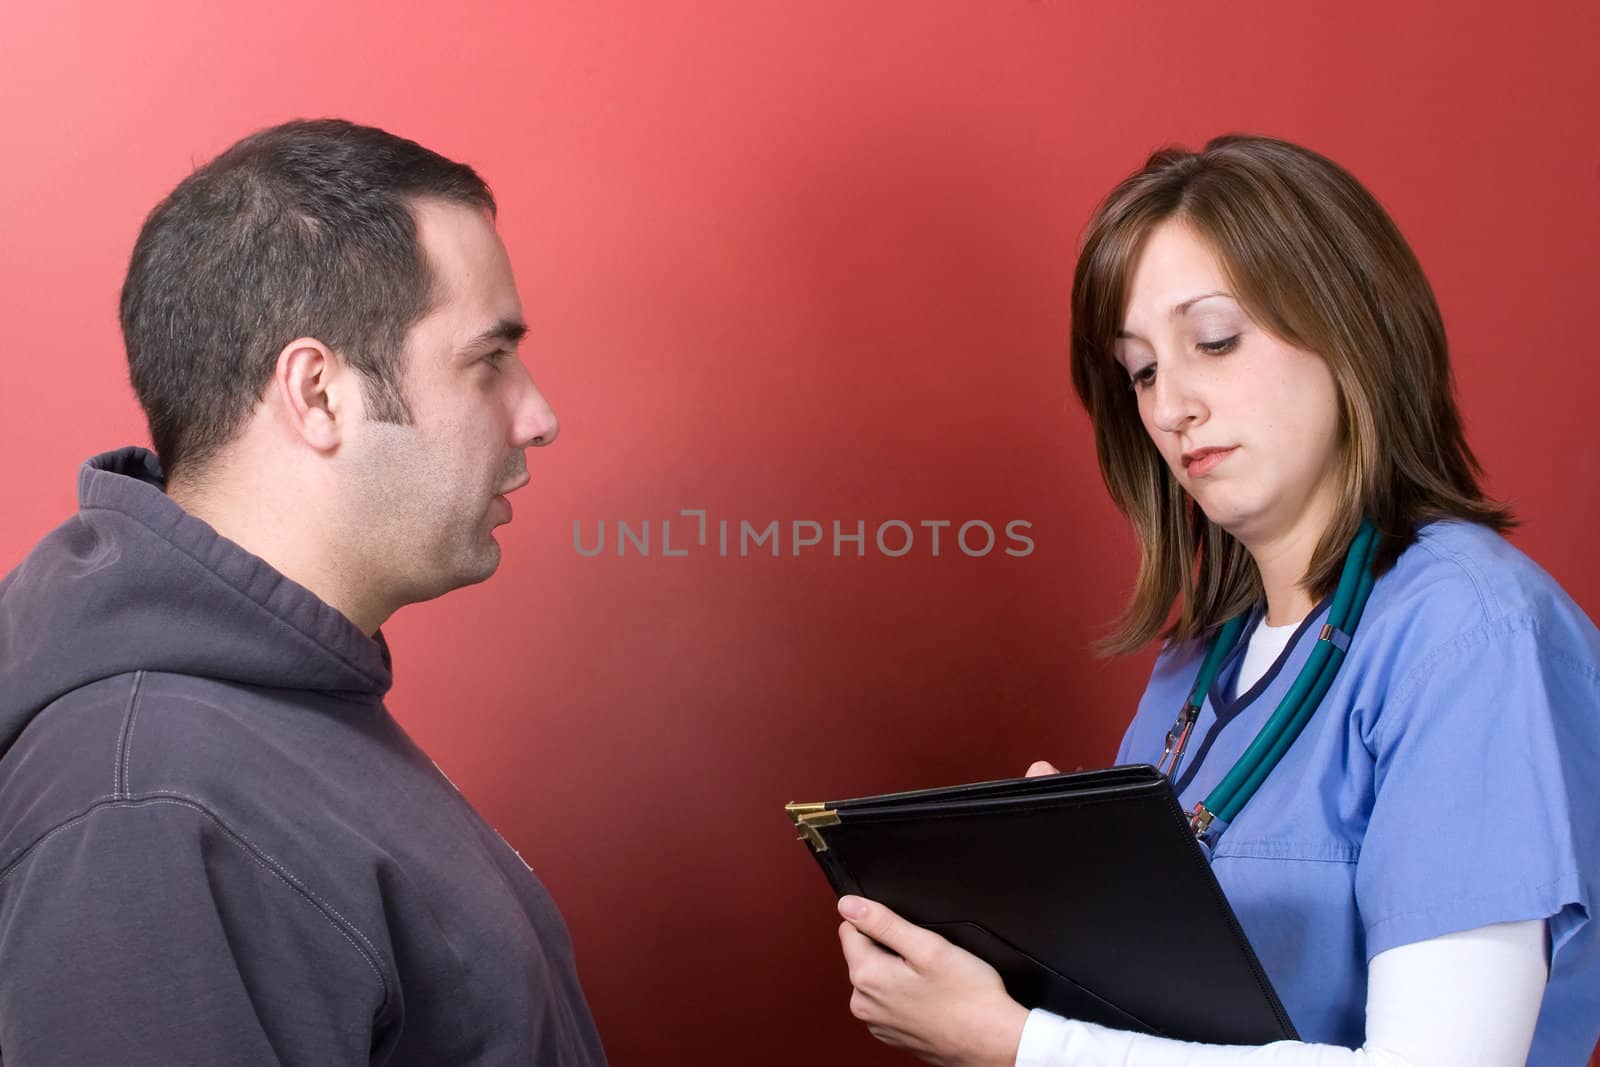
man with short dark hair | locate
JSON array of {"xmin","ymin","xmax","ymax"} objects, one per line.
[{"xmin": 0, "ymin": 119, "xmax": 608, "ymax": 1065}]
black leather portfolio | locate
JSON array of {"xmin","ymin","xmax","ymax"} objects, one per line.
[{"xmin": 787, "ymin": 764, "xmax": 1297, "ymax": 1045}]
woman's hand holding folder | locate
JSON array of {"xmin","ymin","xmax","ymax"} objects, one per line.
[
  {"xmin": 834, "ymin": 759, "xmax": 1068, "ymax": 1066},
  {"xmin": 837, "ymin": 894, "xmax": 1031, "ymax": 1067}
]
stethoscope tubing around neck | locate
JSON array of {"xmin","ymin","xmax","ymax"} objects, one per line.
[{"xmin": 1180, "ymin": 518, "xmax": 1380, "ymax": 839}]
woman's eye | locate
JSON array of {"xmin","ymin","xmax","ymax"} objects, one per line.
[
  {"xmin": 1128, "ymin": 365, "xmax": 1156, "ymax": 391},
  {"xmin": 1197, "ymin": 335, "xmax": 1240, "ymax": 355}
]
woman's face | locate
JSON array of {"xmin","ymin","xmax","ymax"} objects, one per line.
[{"xmin": 1114, "ymin": 219, "xmax": 1344, "ymax": 553}]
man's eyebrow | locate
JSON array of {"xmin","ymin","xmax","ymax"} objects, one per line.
[
  {"xmin": 1115, "ymin": 291, "xmax": 1234, "ymax": 340},
  {"xmin": 461, "ymin": 319, "xmax": 528, "ymax": 352}
]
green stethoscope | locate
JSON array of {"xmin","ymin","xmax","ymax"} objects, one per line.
[{"xmin": 1157, "ymin": 518, "xmax": 1380, "ymax": 839}]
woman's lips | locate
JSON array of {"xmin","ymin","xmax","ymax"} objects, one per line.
[{"xmin": 1183, "ymin": 447, "xmax": 1236, "ymax": 478}]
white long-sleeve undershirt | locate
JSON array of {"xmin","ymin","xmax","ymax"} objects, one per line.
[{"xmin": 1013, "ymin": 919, "xmax": 1547, "ymax": 1066}]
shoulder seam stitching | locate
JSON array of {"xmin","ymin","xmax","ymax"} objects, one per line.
[
  {"xmin": 1414, "ymin": 527, "xmax": 1499, "ymax": 621},
  {"xmin": 0, "ymin": 793, "xmax": 394, "ymax": 1014},
  {"xmin": 112, "ymin": 670, "xmax": 146, "ymax": 799},
  {"xmin": 1377, "ymin": 614, "xmax": 1600, "ymax": 751}
]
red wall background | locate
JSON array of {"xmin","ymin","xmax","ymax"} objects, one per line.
[{"xmin": 3, "ymin": 3, "xmax": 1596, "ymax": 1064}]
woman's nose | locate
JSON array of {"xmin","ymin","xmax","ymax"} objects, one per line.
[{"xmin": 1148, "ymin": 360, "xmax": 1206, "ymax": 434}]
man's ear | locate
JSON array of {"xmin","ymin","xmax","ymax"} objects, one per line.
[{"xmin": 272, "ymin": 337, "xmax": 356, "ymax": 452}]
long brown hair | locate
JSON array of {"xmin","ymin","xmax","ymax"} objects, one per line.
[{"xmin": 1069, "ymin": 134, "xmax": 1511, "ymax": 655}]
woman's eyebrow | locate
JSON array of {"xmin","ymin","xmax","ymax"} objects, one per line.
[
  {"xmin": 1173, "ymin": 291, "xmax": 1233, "ymax": 315},
  {"xmin": 1117, "ymin": 291, "xmax": 1235, "ymax": 340}
]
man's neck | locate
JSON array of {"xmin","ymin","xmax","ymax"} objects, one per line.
[{"xmin": 166, "ymin": 475, "xmax": 391, "ymax": 637}]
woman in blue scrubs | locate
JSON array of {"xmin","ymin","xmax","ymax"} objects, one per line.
[{"xmin": 835, "ymin": 136, "xmax": 1600, "ymax": 1065}]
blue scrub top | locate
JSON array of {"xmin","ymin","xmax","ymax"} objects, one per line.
[{"xmin": 1116, "ymin": 521, "xmax": 1600, "ymax": 1062}]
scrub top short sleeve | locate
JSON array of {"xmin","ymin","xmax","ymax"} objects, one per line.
[
  {"xmin": 1355, "ymin": 614, "xmax": 1592, "ymax": 960},
  {"xmin": 1111, "ymin": 522, "xmax": 1600, "ymax": 1062}
]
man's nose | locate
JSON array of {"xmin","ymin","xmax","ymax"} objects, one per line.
[{"xmin": 514, "ymin": 379, "xmax": 560, "ymax": 448}]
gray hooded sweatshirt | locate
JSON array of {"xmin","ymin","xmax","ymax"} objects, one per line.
[{"xmin": 0, "ymin": 448, "xmax": 607, "ymax": 1065}]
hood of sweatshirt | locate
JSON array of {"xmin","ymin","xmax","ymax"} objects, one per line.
[{"xmin": 0, "ymin": 447, "xmax": 391, "ymax": 757}]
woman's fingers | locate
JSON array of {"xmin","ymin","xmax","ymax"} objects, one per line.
[{"xmin": 838, "ymin": 896, "xmax": 947, "ymax": 971}]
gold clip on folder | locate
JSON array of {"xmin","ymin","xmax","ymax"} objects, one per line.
[{"xmin": 786, "ymin": 764, "xmax": 1296, "ymax": 1045}]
